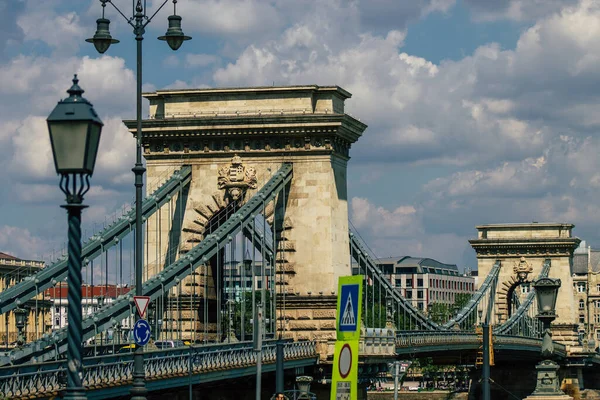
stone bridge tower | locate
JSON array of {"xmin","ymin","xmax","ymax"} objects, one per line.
[
  {"xmin": 126, "ymin": 85, "xmax": 366, "ymax": 350},
  {"xmin": 469, "ymin": 223, "xmax": 581, "ymax": 345}
]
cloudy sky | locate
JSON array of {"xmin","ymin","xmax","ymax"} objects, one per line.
[{"xmin": 1, "ymin": 0, "xmax": 599, "ymax": 273}]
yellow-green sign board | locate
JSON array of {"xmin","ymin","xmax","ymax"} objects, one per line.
[
  {"xmin": 336, "ymin": 275, "xmax": 363, "ymax": 341},
  {"xmin": 330, "ymin": 340, "xmax": 359, "ymax": 400}
]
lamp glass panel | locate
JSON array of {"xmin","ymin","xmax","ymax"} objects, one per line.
[
  {"xmin": 94, "ymin": 39, "xmax": 111, "ymax": 54},
  {"xmin": 167, "ymin": 36, "xmax": 184, "ymax": 51},
  {"xmin": 49, "ymin": 122, "xmax": 88, "ymax": 173},
  {"xmin": 84, "ymin": 122, "xmax": 102, "ymax": 174}
]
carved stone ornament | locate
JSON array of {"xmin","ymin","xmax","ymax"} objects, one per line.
[
  {"xmin": 217, "ymin": 154, "xmax": 258, "ymax": 202},
  {"xmin": 513, "ymin": 256, "xmax": 533, "ymax": 282}
]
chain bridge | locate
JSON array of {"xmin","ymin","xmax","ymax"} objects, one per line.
[{"xmin": 0, "ymin": 86, "xmax": 598, "ymax": 398}]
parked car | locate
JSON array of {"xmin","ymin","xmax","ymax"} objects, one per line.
[
  {"xmin": 154, "ymin": 340, "xmax": 186, "ymax": 349},
  {"xmin": 118, "ymin": 344, "xmax": 136, "ymax": 353}
]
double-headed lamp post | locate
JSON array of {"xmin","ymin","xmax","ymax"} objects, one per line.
[
  {"xmin": 47, "ymin": 75, "xmax": 104, "ymax": 400},
  {"xmin": 525, "ymin": 277, "xmax": 569, "ymax": 398},
  {"xmin": 86, "ymin": 2, "xmax": 191, "ymax": 399}
]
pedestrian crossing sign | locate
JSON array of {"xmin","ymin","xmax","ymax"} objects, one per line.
[{"xmin": 337, "ymin": 275, "xmax": 363, "ymax": 340}]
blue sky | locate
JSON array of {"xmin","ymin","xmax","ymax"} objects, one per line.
[{"xmin": 1, "ymin": 0, "xmax": 599, "ymax": 274}]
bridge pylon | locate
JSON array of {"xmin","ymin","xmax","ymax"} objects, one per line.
[
  {"xmin": 470, "ymin": 223, "xmax": 581, "ymax": 346},
  {"xmin": 126, "ymin": 85, "xmax": 367, "ymax": 354}
]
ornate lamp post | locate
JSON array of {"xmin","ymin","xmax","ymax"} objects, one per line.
[
  {"xmin": 147, "ymin": 302, "xmax": 156, "ymax": 339},
  {"xmin": 14, "ymin": 308, "xmax": 28, "ymax": 346},
  {"xmin": 525, "ymin": 277, "xmax": 571, "ymax": 399},
  {"xmin": 385, "ymin": 294, "xmax": 395, "ymax": 329},
  {"xmin": 47, "ymin": 75, "xmax": 104, "ymax": 400},
  {"xmin": 86, "ymin": 2, "xmax": 191, "ymax": 398}
]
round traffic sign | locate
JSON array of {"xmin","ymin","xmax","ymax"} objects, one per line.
[
  {"xmin": 133, "ymin": 319, "xmax": 151, "ymax": 346},
  {"xmin": 338, "ymin": 343, "xmax": 352, "ymax": 379}
]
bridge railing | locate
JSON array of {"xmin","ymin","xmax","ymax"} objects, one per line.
[
  {"xmin": 395, "ymin": 331, "xmax": 567, "ymax": 357},
  {"xmin": 0, "ymin": 340, "xmax": 317, "ymax": 399}
]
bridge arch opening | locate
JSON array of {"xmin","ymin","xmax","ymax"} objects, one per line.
[{"xmin": 498, "ymin": 275, "xmax": 532, "ymax": 321}]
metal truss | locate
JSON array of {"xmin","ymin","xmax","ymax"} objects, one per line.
[
  {"xmin": 443, "ymin": 261, "xmax": 501, "ymax": 330},
  {"xmin": 0, "ymin": 340, "xmax": 316, "ymax": 399},
  {"xmin": 494, "ymin": 259, "xmax": 550, "ymax": 336},
  {"xmin": 349, "ymin": 232, "xmax": 440, "ymax": 331},
  {"xmin": 0, "ymin": 166, "xmax": 192, "ymax": 315},
  {"xmin": 8, "ymin": 163, "xmax": 293, "ymax": 364}
]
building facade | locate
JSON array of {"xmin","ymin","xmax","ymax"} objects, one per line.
[
  {"xmin": 374, "ymin": 256, "xmax": 475, "ymax": 312},
  {"xmin": 0, "ymin": 252, "xmax": 51, "ymax": 346},
  {"xmin": 572, "ymin": 241, "xmax": 600, "ymax": 347},
  {"xmin": 46, "ymin": 284, "xmax": 133, "ymax": 342}
]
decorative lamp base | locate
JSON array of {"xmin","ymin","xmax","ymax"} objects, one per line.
[{"xmin": 523, "ymin": 360, "xmax": 572, "ymax": 400}]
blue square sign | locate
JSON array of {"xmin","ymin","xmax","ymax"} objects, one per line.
[{"xmin": 339, "ymin": 283, "xmax": 359, "ymax": 332}]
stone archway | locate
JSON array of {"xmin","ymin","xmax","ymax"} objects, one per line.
[
  {"xmin": 496, "ymin": 275, "xmax": 532, "ymax": 324},
  {"xmin": 170, "ymin": 156, "xmax": 295, "ymax": 341}
]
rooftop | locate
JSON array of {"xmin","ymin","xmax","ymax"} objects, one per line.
[{"xmin": 375, "ymin": 256, "xmax": 460, "ymax": 275}]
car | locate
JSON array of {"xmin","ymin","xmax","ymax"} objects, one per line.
[
  {"xmin": 118, "ymin": 344, "xmax": 136, "ymax": 353},
  {"xmin": 154, "ymin": 340, "xmax": 186, "ymax": 349}
]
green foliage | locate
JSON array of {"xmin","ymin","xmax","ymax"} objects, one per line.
[{"xmin": 222, "ymin": 290, "xmax": 274, "ymax": 336}]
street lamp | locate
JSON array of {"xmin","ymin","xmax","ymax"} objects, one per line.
[
  {"xmin": 14, "ymin": 308, "xmax": 28, "ymax": 346},
  {"xmin": 86, "ymin": 2, "xmax": 191, "ymax": 399},
  {"xmin": 47, "ymin": 75, "xmax": 103, "ymax": 400},
  {"xmin": 525, "ymin": 277, "xmax": 568, "ymax": 398}
]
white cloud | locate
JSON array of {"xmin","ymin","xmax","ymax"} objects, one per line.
[
  {"xmin": 17, "ymin": 8, "xmax": 85, "ymax": 52},
  {"xmin": 465, "ymin": 0, "xmax": 579, "ymax": 22},
  {"xmin": 0, "ymin": 226, "xmax": 56, "ymax": 261}
]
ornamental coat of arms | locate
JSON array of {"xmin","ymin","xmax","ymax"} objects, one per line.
[
  {"xmin": 513, "ymin": 256, "xmax": 533, "ymax": 282},
  {"xmin": 217, "ymin": 155, "xmax": 258, "ymax": 202}
]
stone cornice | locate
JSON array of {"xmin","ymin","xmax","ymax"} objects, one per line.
[
  {"xmin": 124, "ymin": 113, "xmax": 366, "ymax": 143},
  {"xmin": 469, "ymin": 238, "xmax": 581, "ymax": 258},
  {"xmin": 125, "ymin": 114, "xmax": 366, "ymax": 160},
  {"xmin": 142, "ymin": 84, "xmax": 352, "ymax": 99}
]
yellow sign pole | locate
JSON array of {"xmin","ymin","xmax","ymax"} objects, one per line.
[{"xmin": 331, "ymin": 275, "xmax": 363, "ymax": 400}]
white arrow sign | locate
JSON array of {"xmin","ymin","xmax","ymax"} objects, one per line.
[{"xmin": 134, "ymin": 296, "xmax": 150, "ymax": 318}]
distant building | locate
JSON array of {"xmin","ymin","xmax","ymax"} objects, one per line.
[
  {"xmin": 0, "ymin": 252, "xmax": 51, "ymax": 345},
  {"xmin": 364, "ymin": 256, "xmax": 476, "ymax": 312},
  {"xmin": 45, "ymin": 284, "xmax": 133, "ymax": 341},
  {"xmin": 222, "ymin": 260, "xmax": 274, "ymax": 301},
  {"xmin": 572, "ymin": 241, "xmax": 600, "ymax": 344}
]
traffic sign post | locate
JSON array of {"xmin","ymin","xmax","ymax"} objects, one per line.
[
  {"xmin": 331, "ymin": 275, "xmax": 363, "ymax": 400},
  {"xmin": 336, "ymin": 275, "xmax": 363, "ymax": 341},
  {"xmin": 331, "ymin": 340, "xmax": 359, "ymax": 400},
  {"xmin": 134, "ymin": 296, "xmax": 151, "ymax": 319},
  {"xmin": 133, "ymin": 319, "xmax": 152, "ymax": 347}
]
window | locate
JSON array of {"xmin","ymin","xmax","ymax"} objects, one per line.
[
  {"xmin": 595, "ymin": 314, "xmax": 600, "ymax": 324},
  {"xmin": 597, "ymin": 330, "xmax": 600, "ymax": 341},
  {"xmin": 580, "ymin": 314, "xmax": 585, "ymax": 324},
  {"xmin": 417, "ymin": 290, "xmax": 423, "ymax": 299},
  {"xmin": 521, "ymin": 284, "xmax": 531, "ymax": 294},
  {"xmin": 597, "ymin": 284, "xmax": 600, "ymax": 292},
  {"xmin": 405, "ymin": 290, "xmax": 412, "ymax": 299},
  {"xmin": 578, "ymin": 283, "xmax": 586, "ymax": 293},
  {"xmin": 579, "ymin": 299, "xmax": 585, "ymax": 310},
  {"xmin": 395, "ymin": 279, "xmax": 402, "ymax": 287},
  {"xmin": 406, "ymin": 278, "xmax": 413, "ymax": 288},
  {"xmin": 417, "ymin": 302, "xmax": 424, "ymax": 310},
  {"xmin": 417, "ymin": 279, "xmax": 424, "ymax": 287}
]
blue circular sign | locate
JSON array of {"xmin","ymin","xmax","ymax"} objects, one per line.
[{"xmin": 133, "ymin": 319, "xmax": 151, "ymax": 346}]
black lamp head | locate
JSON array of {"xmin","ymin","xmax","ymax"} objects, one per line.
[
  {"xmin": 86, "ymin": 18, "xmax": 120, "ymax": 54},
  {"xmin": 158, "ymin": 15, "xmax": 191, "ymax": 51}
]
